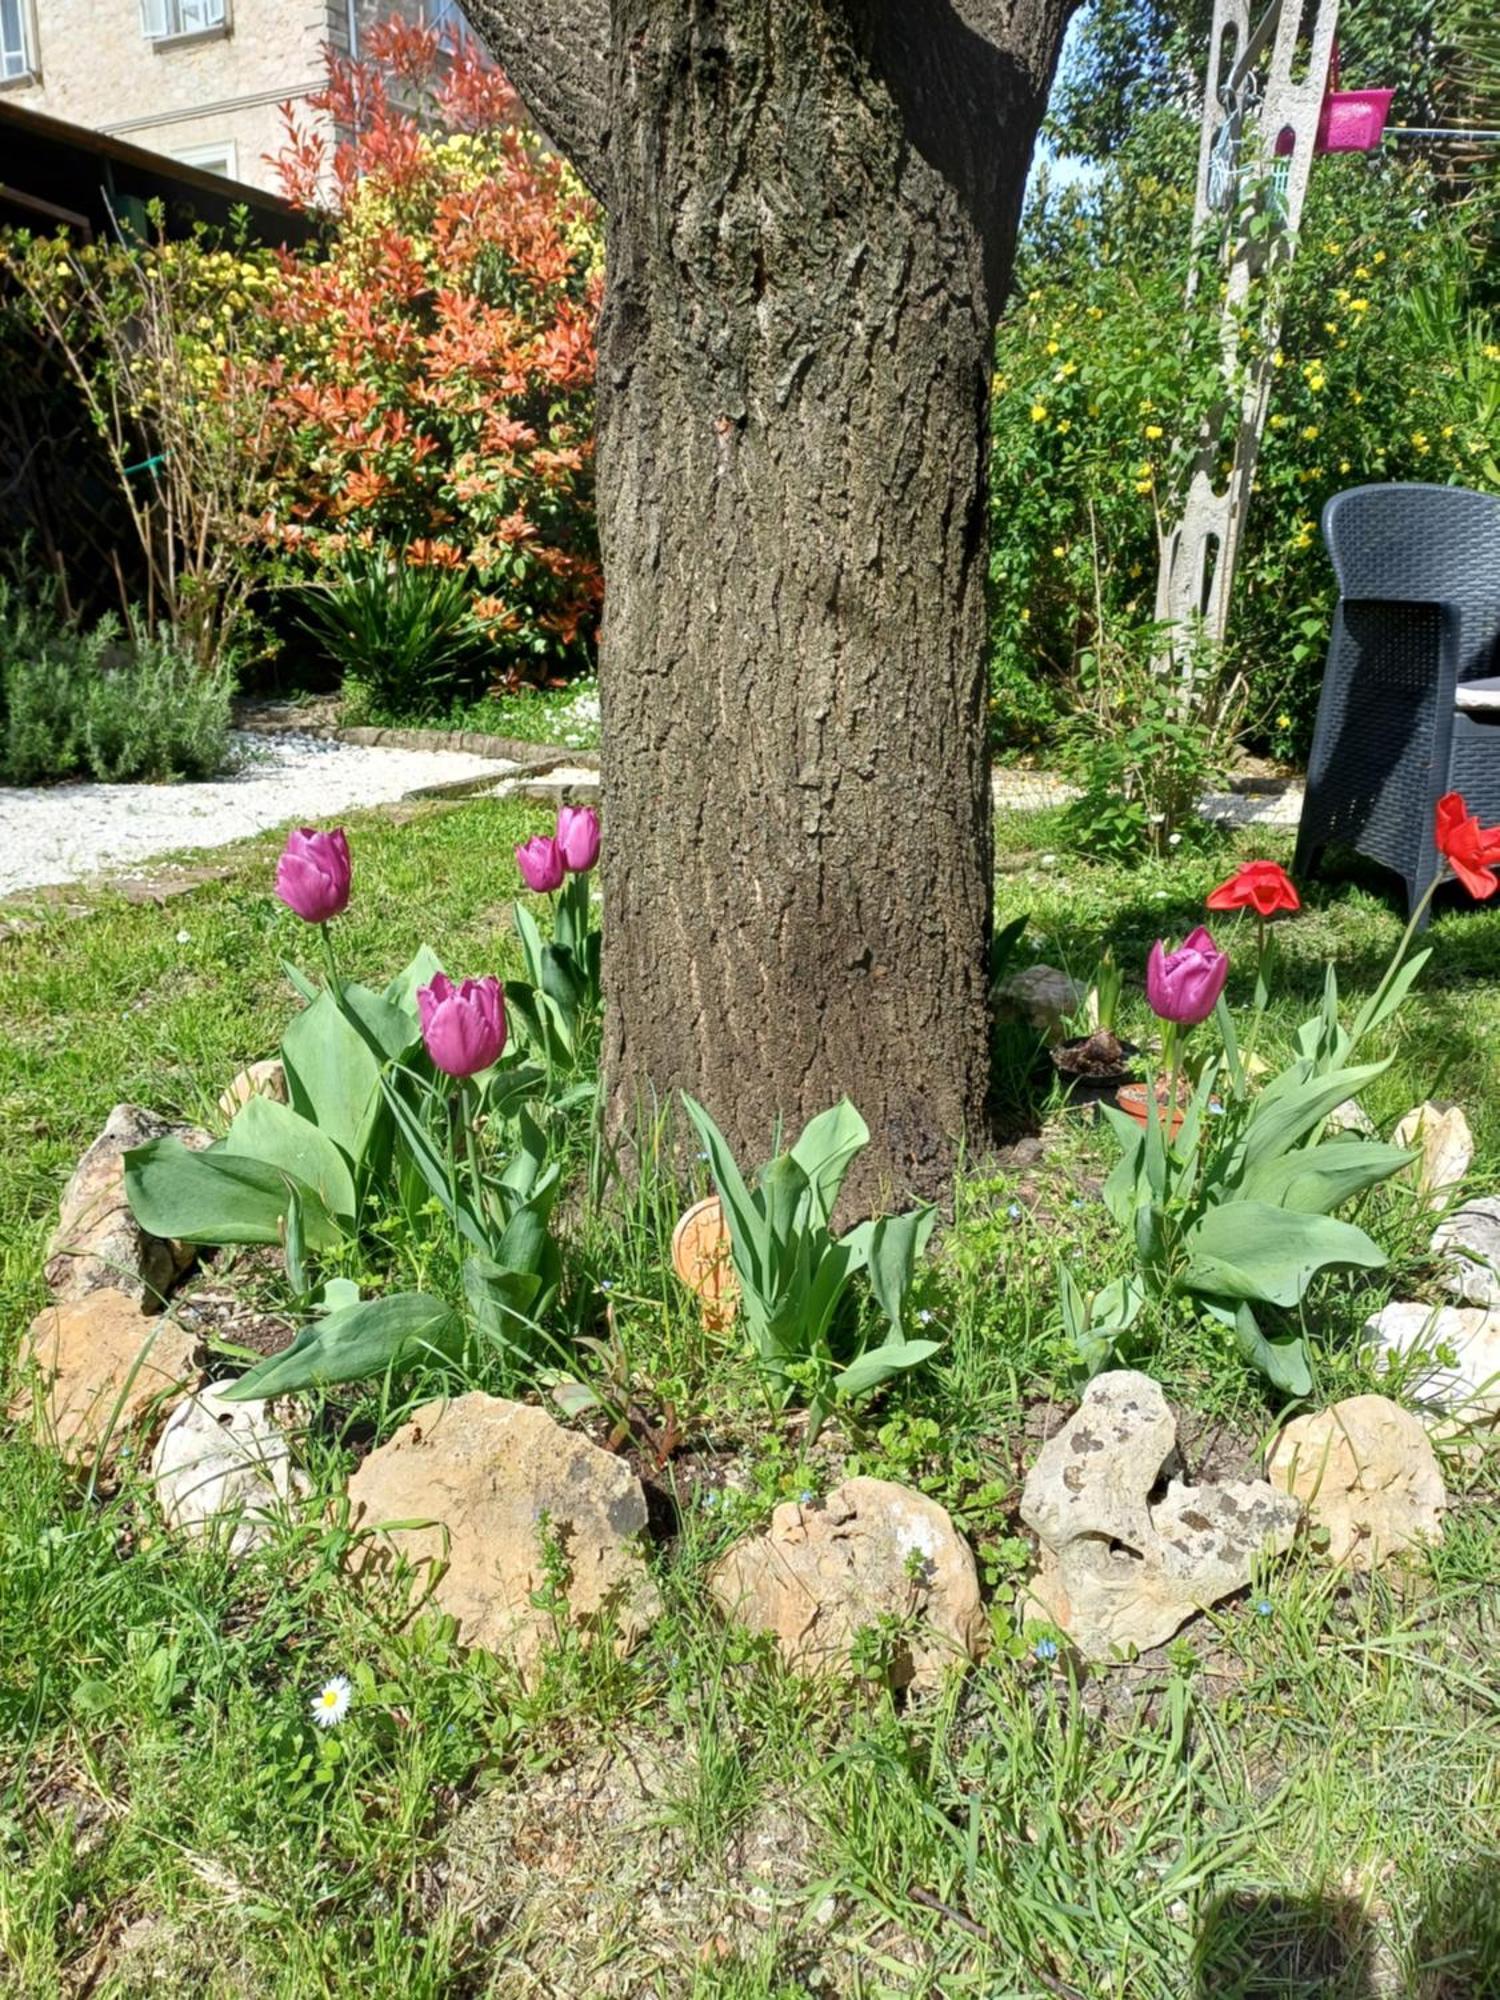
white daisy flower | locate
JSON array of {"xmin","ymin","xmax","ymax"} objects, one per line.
[{"xmin": 310, "ymin": 1675, "xmax": 352, "ymax": 1729}]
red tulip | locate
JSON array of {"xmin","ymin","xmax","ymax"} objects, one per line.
[
  {"xmin": 275, "ymin": 827, "xmax": 351, "ymax": 924},
  {"xmin": 417, "ymin": 972, "xmax": 507, "ymax": 1078},
  {"xmin": 1146, "ymin": 925, "xmax": 1230, "ymax": 1025},
  {"xmin": 1435, "ymin": 793, "xmax": 1500, "ymax": 901},
  {"xmin": 1206, "ymin": 860, "xmax": 1300, "ymax": 918},
  {"xmin": 515, "ymin": 835, "xmax": 566, "ymax": 894}
]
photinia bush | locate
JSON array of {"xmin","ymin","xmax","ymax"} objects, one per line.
[{"xmin": 258, "ymin": 18, "xmax": 603, "ymax": 692}]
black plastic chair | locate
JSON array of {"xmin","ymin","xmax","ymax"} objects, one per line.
[{"xmin": 1293, "ymin": 483, "xmax": 1500, "ymax": 923}]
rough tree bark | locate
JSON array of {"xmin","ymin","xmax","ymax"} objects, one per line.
[{"xmin": 467, "ymin": 0, "xmax": 1075, "ymax": 1199}]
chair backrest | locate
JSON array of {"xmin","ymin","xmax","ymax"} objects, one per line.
[{"xmin": 1322, "ymin": 483, "xmax": 1500, "ymax": 613}]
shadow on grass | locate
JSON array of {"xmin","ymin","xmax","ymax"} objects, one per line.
[
  {"xmin": 1194, "ymin": 1888, "xmax": 1377, "ymax": 1998},
  {"xmin": 1194, "ymin": 1866, "xmax": 1500, "ymax": 1998}
]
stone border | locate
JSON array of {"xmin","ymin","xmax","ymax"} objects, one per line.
[{"xmin": 233, "ymin": 700, "xmax": 600, "ymax": 776}]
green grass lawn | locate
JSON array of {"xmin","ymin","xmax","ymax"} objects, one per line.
[{"xmin": 1, "ymin": 798, "xmax": 1497, "ymax": 1998}]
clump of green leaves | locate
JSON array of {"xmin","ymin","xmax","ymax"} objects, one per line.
[
  {"xmin": 300, "ymin": 549, "xmax": 480, "ymax": 723},
  {"xmin": 0, "ymin": 574, "xmax": 231, "ymax": 784},
  {"xmin": 681, "ymin": 1095, "xmax": 940, "ymax": 1433}
]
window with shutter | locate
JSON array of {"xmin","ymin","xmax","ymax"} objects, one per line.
[
  {"xmin": 141, "ymin": 0, "xmax": 226, "ymax": 39},
  {"xmin": 1, "ymin": 0, "xmax": 32, "ymax": 78}
]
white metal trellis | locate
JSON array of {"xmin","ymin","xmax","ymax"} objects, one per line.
[{"xmin": 1154, "ymin": 0, "xmax": 1341, "ymax": 665}]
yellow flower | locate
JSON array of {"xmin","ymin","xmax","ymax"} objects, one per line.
[
  {"xmin": 1442, "ymin": 425, "xmax": 1455, "ymax": 438},
  {"xmin": 1020, "ymin": 607, "xmax": 1031, "ymax": 623},
  {"xmin": 1276, "ymin": 712, "xmax": 1292, "ymax": 730},
  {"xmin": 1350, "ymin": 389, "xmax": 1364, "ymax": 405},
  {"xmin": 1144, "ymin": 423, "xmax": 1164, "ymax": 439},
  {"xmin": 1339, "ymin": 459, "xmax": 1351, "ymax": 473},
  {"xmin": 1373, "ymin": 250, "xmax": 1386, "ymax": 265},
  {"xmin": 1301, "ymin": 425, "xmax": 1319, "ymax": 441},
  {"xmin": 1055, "ymin": 418, "xmax": 1072, "ymax": 433},
  {"xmin": 1135, "ymin": 478, "xmax": 1153, "ymax": 494},
  {"xmin": 1054, "ymin": 359, "xmax": 1077, "ymax": 378},
  {"xmin": 1273, "ymin": 349, "xmax": 1285, "ymax": 368},
  {"xmin": 1269, "ymin": 414, "xmax": 1289, "ymax": 430},
  {"xmin": 1051, "ymin": 544, "xmax": 1067, "ymax": 558},
  {"xmin": 1484, "ymin": 343, "xmax": 1500, "ymax": 362},
  {"xmin": 1335, "ymin": 287, "xmax": 1351, "ymax": 304},
  {"xmin": 1086, "ymin": 304, "xmax": 1104, "ymax": 320},
  {"xmin": 1411, "ymin": 432, "xmax": 1430, "ymax": 454},
  {"xmin": 1129, "ymin": 562, "xmax": 1143, "ymax": 578},
  {"xmin": 1354, "ymin": 264, "xmax": 1370, "ymax": 280},
  {"xmin": 1045, "ymin": 339, "xmax": 1060, "ymax": 355},
  {"xmin": 1349, "ymin": 298, "xmax": 1369, "ymax": 314},
  {"xmin": 1305, "ymin": 373, "xmax": 1325, "ymax": 393},
  {"xmin": 1030, "ymin": 403, "xmax": 1048, "ymax": 422}
]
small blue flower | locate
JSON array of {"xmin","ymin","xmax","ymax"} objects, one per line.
[
  {"xmin": 599, "ymin": 1278, "xmax": 614, "ymax": 1292},
  {"xmin": 1007, "ymin": 1203, "xmax": 1022, "ymax": 1221},
  {"xmin": 1033, "ymin": 1637, "xmax": 1059, "ymax": 1662},
  {"xmin": 1208, "ymin": 1100, "xmax": 1225, "ymax": 1118},
  {"xmin": 798, "ymin": 1490, "xmax": 814, "ymax": 1505},
  {"xmin": 1255, "ymin": 1597, "xmax": 1273, "ymax": 1618},
  {"xmin": 917, "ymin": 1308, "xmax": 933, "ymax": 1325},
  {"xmin": 1071, "ymin": 1198, "xmax": 1086, "ymax": 1211},
  {"xmin": 702, "ymin": 1491, "xmax": 717, "ymax": 1509}
]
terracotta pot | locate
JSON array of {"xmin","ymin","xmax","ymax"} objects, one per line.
[{"xmin": 1115, "ymin": 1078, "xmax": 1188, "ymax": 1139}]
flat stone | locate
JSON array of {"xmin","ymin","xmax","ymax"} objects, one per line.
[
  {"xmin": 1326, "ymin": 1098, "xmax": 1376, "ymax": 1138},
  {"xmin": 1266, "ymin": 1396, "xmax": 1445, "ymax": 1569},
  {"xmin": 217, "ymin": 1059, "xmax": 288, "ymax": 1121},
  {"xmin": 708, "ymin": 1477, "xmax": 984, "ymax": 1691},
  {"xmin": 1392, "ymin": 1102, "xmax": 1474, "ymax": 1209},
  {"xmin": 1019, "ymin": 1370, "xmax": 1300, "ymax": 1660},
  {"xmin": 1362, "ymin": 1301, "xmax": 1500, "ymax": 1424},
  {"xmin": 1272, "ymin": 1400, "xmax": 1448, "ymax": 1568},
  {"xmin": 1432, "ymin": 1197, "xmax": 1500, "ymax": 1308},
  {"xmin": 345, "ymin": 1392, "xmax": 661, "ymax": 1683},
  {"xmin": 151, "ymin": 1384, "xmax": 307, "ymax": 1556},
  {"xmin": 11, "ymin": 1288, "xmax": 199, "ymax": 1467},
  {"xmin": 44, "ymin": 1104, "xmax": 210, "ymax": 1311},
  {"xmin": 995, "ymin": 964, "xmax": 1086, "ymax": 1043}
]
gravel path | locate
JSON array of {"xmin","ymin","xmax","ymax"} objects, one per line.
[{"xmin": 0, "ymin": 732, "xmax": 509, "ymax": 898}]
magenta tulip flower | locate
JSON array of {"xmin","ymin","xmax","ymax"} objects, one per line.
[
  {"xmin": 417, "ymin": 973, "xmax": 507, "ymax": 1078},
  {"xmin": 556, "ymin": 804, "xmax": 601, "ymax": 874},
  {"xmin": 275, "ymin": 827, "xmax": 351, "ymax": 924},
  {"xmin": 1145, "ymin": 925, "xmax": 1229, "ymax": 1026},
  {"xmin": 515, "ymin": 834, "xmax": 566, "ymax": 894}
]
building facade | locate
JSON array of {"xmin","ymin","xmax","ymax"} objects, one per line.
[{"xmin": 0, "ymin": 0, "xmax": 460, "ymax": 193}]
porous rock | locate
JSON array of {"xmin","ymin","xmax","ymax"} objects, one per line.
[
  {"xmin": 1392, "ymin": 1101, "xmax": 1474, "ymax": 1209},
  {"xmin": 1432, "ymin": 1197, "xmax": 1500, "ymax": 1309},
  {"xmin": 217, "ymin": 1059, "xmax": 288, "ymax": 1121},
  {"xmin": 151, "ymin": 1383, "xmax": 307, "ymax": 1555},
  {"xmin": 1019, "ymin": 1371, "xmax": 1300, "ymax": 1659},
  {"xmin": 995, "ymin": 964, "xmax": 1085, "ymax": 1043},
  {"xmin": 1362, "ymin": 1301, "xmax": 1500, "ymax": 1424},
  {"xmin": 44, "ymin": 1104, "xmax": 210, "ymax": 1310},
  {"xmin": 344, "ymin": 1392, "xmax": 661, "ymax": 1682},
  {"xmin": 11, "ymin": 1288, "xmax": 198, "ymax": 1466},
  {"xmin": 708, "ymin": 1477, "xmax": 985, "ymax": 1691},
  {"xmin": 1266, "ymin": 1395, "xmax": 1445, "ymax": 1569}
]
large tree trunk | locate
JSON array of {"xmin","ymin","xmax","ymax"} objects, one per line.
[{"xmin": 467, "ymin": 0, "xmax": 1073, "ymax": 1198}]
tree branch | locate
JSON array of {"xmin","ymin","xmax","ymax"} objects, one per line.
[{"xmin": 463, "ymin": 0, "xmax": 613, "ymax": 206}]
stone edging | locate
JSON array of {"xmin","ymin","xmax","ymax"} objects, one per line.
[{"xmin": 232, "ymin": 702, "xmax": 599, "ymax": 776}]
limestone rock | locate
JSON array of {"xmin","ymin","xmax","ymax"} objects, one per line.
[
  {"xmin": 708, "ymin": 1477, "xmax": 984, "ymax": 1691},
  {"xmin": 11, "ymin": 1288, "xmax": 198, "ymax": 1466},
  {"xmin": 151, "ymin": 1384, "xmax": 307, "ymax": 1555},
  {"xmin": 995, "ymin": 964, "xmax": 1085, "ymax": 1044},
  {"xmin": 345, "ymin": 1393, "xmax": 661, "ymax": 1681},
  {"xmin": 217, "ymin": 1059, "xmax": 288, "ymax": 1121},
  {"xmin": 1392, "ymin": 1101, "xmax": 1474, "ymax": 1209},
  {"xmin": 1326, "ymin": 1098, "xmax": 1376, "ymax": 1138},
  {"xmin": 1432, "ymin": 1197, "xmax": 1500, "ymax": 1309},
  {"xmin": 44, "ymin": 1104, "xmax": 210, "ymax": 1310},
  {"xmin": 1362, "ymin": 1301, "xmax": 1500, "ymax": 1424},
  {"xmin": 1266, "ymin": 1396, "xmax": 1445, "ymax": 1569},
  {"xmin": 1019, "ymin": 1371, "xmax": 1300, "ymax": 1660}
]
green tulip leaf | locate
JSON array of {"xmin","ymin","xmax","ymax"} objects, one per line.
[
  {"xmin": 1237, "ymin": 1140, "xmax": 1417, "ymax": 1216},
  {"xmin": 788, "ymin": 1098, "xmax": 869, "ymax": 1229},
  {"xmin": 833, "ymin": 1338, "xmax": 942, "ymax": 1398},
  {"xmin": 223, "ymin": 1094, "xmax": 357, "ymax": 1226},
  {"xmin": 1181, "ymin": 1201, "xmax": 1385, "ymax": 1308},
  {"xmin": 218, "ymin": 1291, "xmax": 463, "ymax": 1400},
  {"xmin": 124, "ymin": 1136, "xmax": 341, "ymax": 1249}
]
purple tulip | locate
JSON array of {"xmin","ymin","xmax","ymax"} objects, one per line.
[
  {"xmin": 1145, "ymin": 924, "xmax": 1229, "ymax": 1026},
  {"xmin": 556, "ymin": 803, "xmax": 601, "ymax": 874},
  {"xmin": 515, "ymin": 834, "xmax": 566, "ymax": 894},
  {"xmin": 275, "ymin": 827, "xmax": 351, "ymax": 925},
  {"xmin": 417, "ymin": 972, "xmax": 507, "ymax": 1078}
]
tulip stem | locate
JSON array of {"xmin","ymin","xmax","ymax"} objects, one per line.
[
  {"xmin": 1348, "ymin": 870, "xmax": 1442, "ymax": 1055},
  {"xmin": 461, "ymin": 1080, "xmax": 487, "ymax": 1240},
  {"xmin": 317, "ymin": 922, "xmax": 341, "ymax": 998}
]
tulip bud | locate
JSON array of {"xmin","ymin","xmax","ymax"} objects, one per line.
[
  {"xmin": 515, "ymin": 835, "xmax": 566, "ymax": 894},
  {"xmin": 417, "ymin": 972, "xmax": 507, "ymax": 1078},
  {"xmin": 556, "ymin": 804, "xmax": 601, "ymax": 874},
  {"xmin": 275, "ymin": 827, "xmax": 351, "ymax": 925},
  {"xmin": 1145, "ymin": 925, "xmax": 1229, "ymax": 1026}
]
